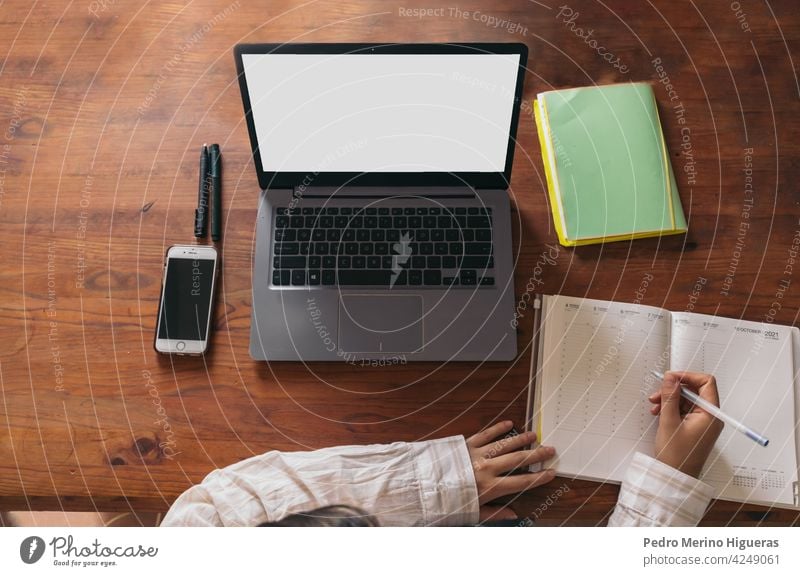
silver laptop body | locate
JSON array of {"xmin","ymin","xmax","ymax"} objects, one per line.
[{"xmin": 234, "ymin": 43, "xmax": 528, "ymax": 362}]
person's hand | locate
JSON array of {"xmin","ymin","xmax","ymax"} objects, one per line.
[
  {"xmin": 648, "ymin": 371, "xmax": 724, "ymax": 478},
  {"xmin": 466, "ymin": 420, "xmax": 556, "ymax": 516}
]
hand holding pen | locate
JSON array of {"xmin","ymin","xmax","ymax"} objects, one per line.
[{"xmin": 648, "ymin": 371, "xmax": 725, "ymax": 478}]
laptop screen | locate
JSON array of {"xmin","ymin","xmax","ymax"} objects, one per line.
[{"xmin": 236, "ymin": 45, "xmax": 527, "ymax": 189}]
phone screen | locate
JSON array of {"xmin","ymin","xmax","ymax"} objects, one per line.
[{"xmin": 158, "ymin": 257, "xmax": 215, "ymax": 341}]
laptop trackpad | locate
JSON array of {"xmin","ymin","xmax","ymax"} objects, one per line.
[{"xmin": 339, "ymin": 295, "xmax": 423, "ymax": 354}]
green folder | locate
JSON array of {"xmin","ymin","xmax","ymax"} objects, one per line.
[{"xmin": 534, "ymin": 83, "xmax": 687, "ymax": 246}]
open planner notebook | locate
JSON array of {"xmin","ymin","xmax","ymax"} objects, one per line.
[{"xmin": 527, "ymin": 294, "xmax": 800, "ymax": 509}]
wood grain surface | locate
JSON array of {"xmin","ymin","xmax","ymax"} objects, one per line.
[{"xmin": 0, "ymin": 0, "xmax": 798, "ymax": 526}]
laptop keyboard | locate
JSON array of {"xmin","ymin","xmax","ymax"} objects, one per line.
[{"xmin": 271, "ymin": 206, "xmax": 495, "ymax": 288}]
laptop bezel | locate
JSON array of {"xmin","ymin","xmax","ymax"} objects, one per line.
[{"xmin": 233, "ymin": 42, "xmax": 528, "ymax": 191}]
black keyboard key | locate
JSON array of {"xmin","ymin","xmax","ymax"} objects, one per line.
[
  {"xmin": 290, "ymin": 216, "xmax": 304, "ymax": 227},
  {"xmin": 455, "ymin": 207, "xmax": 467, "ymax": 215},
  {"xmin": 327, "ymin": 229, "xmax": 341, "ymax": 241},
  {"xmin": 412, "ymin": 256, "xmax": 426, "ymax": 268},
  {"xmin": 276, "ymin": 215, "xmax": 289, "ymax": 228},
  {"xmin": 379, "ymin": 216, "xmax": 392, "ymax": 228},
  {"xmin": 345, "ymin": 243, "xmax": 359, "ymax": 255},
  {"xmin": 326, "ymin": 207, "xmax": 339, "ymax": 215},
  {"xmin": 460, "ymin": 270, "xmax": 477, "ymax": 285},
  {"xmin": 273, "ymin": 270, "xmax": 290, "ymax": 285},
  {"xmin": 337, "ymin": 270, "xmax": 394, "ymax": 285},
  {"xmin": 416, "ymin": 207, "xmax": 427, "ymax": 215},
  {"xmin": 338, "ymin": 256, "xmax": 351, "ymax": 268},
  {"xmin": 432, "ymin": 229, "xmax": 444, "ymax": 242},
  {"xmin": 408, "ymin": 270, "xmax": 422, "ymax": 285},
  {"xmin": 274, "ymin": 243, "xmax": 299, "ymax": 255},
  {"xmin": 468, "ymin": 216, "xmax": 491, "ymax": 228},
  {"xmin": 427, "ymin": 256, "xmax": 441, "ymax": 268},
  {"xmin": 275, "ymin": 228, "xmax": 296, "ymax": 241},
  {"xmin": 287, "ymin": 207, "xmax": 301, "ymax": 215},
  {"xmin": 375, "ymin": 243, "xmax": 389, "ymax": 255},
  {"xmin": 430, "ymin": 207, "xmax": 441, "ymax": 215},
  {"xmin": 355, "ymin": 229, "xmax": 369, "ymax": 242},
  {"xmin": 404, "ymin": 207, "xmax": 415, "ymax": 215},
  {"xmin": 416, "ymin": 229, "xmax": 429, "ymax": 242},
  {"xmin": 387, "ymin": 230, "xmax": 400, "ymax": 242},
  {"xmin": 359, "ymin": 244, "xmax": 373, "ymax": 255},
  {"xmin": 273, "ymin": 256, "xmax": 306, "ymax": 269},
  {"xmin": 312, "ymin": 229, "xmax": 325, "ymax": 241},
  {"xmin": 309, "ymin": 256, "xmax": 321, "ymax": 268},
  {"xmin": 308, "ymin": 270, "xmax": 321, "ymax": 285},
  {"xmin": 351, "ymin": 217, "xmax": 363, "ymax": 228},
  {"xmin": 298, "ymin": 229, "xmax": 311, "ymax": 242},
  {"xmin": 408, "ymin": 216, "xmax": 422, "ymax": 228},
  {"xmin": 455, "ymin": 216, "xmax": 468, "ymax": 227},
  {"xmin": 465, "ymin": 243, "xmax": 492, "ymax": 255},
  {"xmin": 461, "ymin": 256, "xmax": 495, "ymax": 269},
  {"xmin": 463, "ymin": 230, "xmax": 474, "ymax": 241},
  {"xmin": 335, "ymin": 216, "xmax": 348, "ymax": 227},
  {"xmin": 392, "ymin": 207, "xmax": 403, "ymax": 215},
  {"xmin": 378, "ymin": 207, "xmax": 389, "ymax": 215},
  {"xmin": 443, "ymin": 256, "xmax": 457, "ymax": 269},
  {"xmin": 330, "ymin": 243, "xmax": 342, "ymax": 255},
  {"xmin": 393, "ymin": 216, "xmax": 407, "ymax": 228},
  {"xmin": 424, "ymin": 270, "xmax": 441, "ymax": 285},
  {"xmin": 435, "ymin": 243, "xmax": 449, "ymax": 255},
  {"xmin": 320, "ymin": 216, "xmax": 333, "ymax": 228},
  {"xmin": 322, "ymin": 270, "xmax": 336, "ymax": 285},
  {"xmin": 323, "ymin": 256, "xmax": 336, "ymax": 268},
  {"xmin": 276, "ymin": 207, "xmax": 288, "ymax": 215},
  {"xmin": 341, "ymin": 207, "xmax": 353, "ymax": 215},
  {"xmin": 449, "ymin": 243, "xmax": 463, "ymax": 255},
  {"xmin": 437, "ymin": 216, "xmax": 451, "ymax": 228},
  {"xmin": 443, "ymin": 276, "xmax": 459, "ymax": 286},
  {"xmin": 367, "ymin": 256, "xmax": 381, "ymax": 268},
  {"xmin": 476, "ymin": 229, "xmax": 492, "ymax": 241},
  {"xmin": 343, "ymin": 229, "xmax": 355, "ymax": 241},
  {"xmin": 371, "ymin": 230, "xmax": 385, "ymax": 241},
  {"xmin": 302, "ymin": 207, "xmax": 314, "ymax": 215},
  {"xmin": 352, "ymin": 256, "xmax": 366, "ymax": 268},
  {"xmin": 365, "ymin": 216, "xmax": 378, "ymax": 228},
  {"xmin": 291, "ymin": 270, "xmax": 306, "ymax": 285},
  {"xmin": 366, "ymin": 207, "xmax": 377, "ymax": 215},
  {"xmin": 468, "ymin": 207, "xmax": 479, "ymax": 215},
  {"xmin": 422, "ymin": 216, "xmax": 437, "ymax": 228},
  {"xmin": 314, "ymin": 243, "xmax": 329, "ymax": 255},
  {"xmin": 419, "ymin": 243, "xmax": 434, "ymax": 255},
  {"xmin": 305, "ymin": 216, "xmax": 317, "ymax": 227},
  {"xmin": 446, "ymin": 229, "xmax": 460, "ymax": 241},
  {"xmin": 480, "ymin": 276, "xmax": 495, "ymax": 286},
  {"xmin": 299, "ymin": 244, "xmax": 311, "ymax": 255}
]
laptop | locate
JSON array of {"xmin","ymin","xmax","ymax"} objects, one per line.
[{"xmin": 234, "ymin": 43, "xmax": 528, "ymax": 361}]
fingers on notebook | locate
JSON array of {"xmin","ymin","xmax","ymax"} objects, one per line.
[
  {"xmin": 491, "ymin": 445, "xmax": 555, "ymax": 473},
  {"xmin": 467, "ymin": 420, "xmax": 514, "ymax": 448}
]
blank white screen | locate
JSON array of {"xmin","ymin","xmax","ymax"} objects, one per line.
[{"xmin": 242, "ymin": 53, "xmax": 521, "ymax": 173}]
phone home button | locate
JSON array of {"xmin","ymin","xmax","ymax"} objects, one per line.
[{"xmin": 176, "ymin": 341, "xmax": 186, "ymax": 351}]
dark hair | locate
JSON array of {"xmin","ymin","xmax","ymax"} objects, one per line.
[{"xmin": 258, "ymin": 505, "xmax": 379, "ymax": 527}]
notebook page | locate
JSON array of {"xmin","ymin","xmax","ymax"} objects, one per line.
[
  {"xmin": 670, "ymin": 313, "xmax": 798, "ymax": 506},
  {"xmin": 539, "ymin": 295, "xmax": 669, "ymax": 482}
]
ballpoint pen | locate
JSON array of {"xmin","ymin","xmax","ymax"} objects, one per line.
[
  {"xmin": 209, "ymin": 144, "xmax": 222, "ymax": 242},
  {"xmin": 650, "ymin": 370, "xmax": 769, "ymax": 447},
  {"xmin": 194, "ymin": 144, "xmax": 209, "ymax": 238}
]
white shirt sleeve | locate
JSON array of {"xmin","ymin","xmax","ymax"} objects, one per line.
[
  {"xmin": 607, "ymin": 452, "xmax": 716, "ymax": 526},
  {"xmin": 160, "ymin": 436, "xmax": 479, "ymax": 527}
]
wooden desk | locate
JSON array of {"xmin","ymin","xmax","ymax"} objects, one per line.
[{"xmin": 1, "ymin": 0, "xmax": 798, "ymax": 526}]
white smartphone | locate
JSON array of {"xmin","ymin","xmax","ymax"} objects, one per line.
[{"xmin": 154, "ymin": 245, "xmax": 219, "ymax": 355}]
